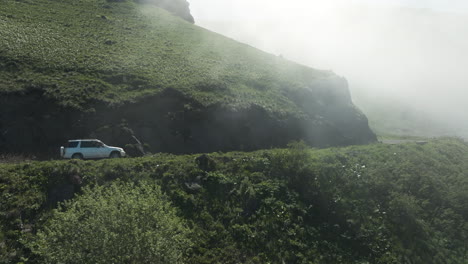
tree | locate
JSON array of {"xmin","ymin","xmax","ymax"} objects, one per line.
[{"xmin": 28, "ymin": 181, "xmax": 191, "ymax": 264}]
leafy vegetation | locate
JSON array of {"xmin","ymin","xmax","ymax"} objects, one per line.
[
  {"xmin": 1, "ymin": 138, "xmax": 467, "ymax": 263},
  {"xmin": 27, "ymin": 181, "xmax": 191, "ymax": 264}
]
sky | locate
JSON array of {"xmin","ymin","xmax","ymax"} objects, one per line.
[
  {"xmin": 190, "ymin": 0, "xmax": 468, "ymax": 20},
  {"xmin": 365, "ymin": 0, "xmax": 468, "ymax": 12},
  {"xmin": 350, "ymin": 0, "xmax": 468, "ymax": 12},
  {"xmin": 189, "ymin": 0, "xmax": 468, "ymax": 137}
]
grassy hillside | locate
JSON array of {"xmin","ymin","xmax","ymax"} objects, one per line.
[
  {"xmin": 1, "ymin": 0, "xmax": 328, "ymax": 112},
  {"xmin": 0, "ymin": 0, "xmax": 375, "ymax": 155},
  {"xmin": 1, "ymin": 138, "xmax": 467, "ymax": 263}
]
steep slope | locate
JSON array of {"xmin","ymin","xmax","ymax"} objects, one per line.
[
  {"xmin": 1, "ymin": 139, "xmax": 467, "ymax": 263},
  {"xmin": 0, "ymin": 0, "xmax": 376, "ymax": 156}
]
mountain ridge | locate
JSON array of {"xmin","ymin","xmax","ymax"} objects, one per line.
[{"xmin": 0, "ymin": 0, "xmax": 376, "ymax": 156}]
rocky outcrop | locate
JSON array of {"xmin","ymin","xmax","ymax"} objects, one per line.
[
  {"xmin": 106, "ymin": 0, "xmax": 194, "ymax": 23},
  {"xmin": 135, "ymin": 0, "xmax": 194, "ymax": 23},
  {"xmin": 0, "ymin": 79, "xmax": 376, "ymax": 157}
]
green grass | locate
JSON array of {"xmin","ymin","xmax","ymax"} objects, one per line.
[
  {"xmin": 1, "ymin": 138, "xmax": 467, "ymax": 263},
  {"xmin": 0, "ymin": 0, "xmax": 331, "ymax": 114},
  {"xmin": 376, "ymin": 133, "xmax": 433, "ymax": 141}
]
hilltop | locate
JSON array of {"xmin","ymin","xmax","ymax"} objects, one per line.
[
  {"xmin": 130, "ymin": 0, "xmax": 194, "ymax": 23},
  {"xmin": 0, "ymin": 0, "xmax": 375, "ymax": 156}
]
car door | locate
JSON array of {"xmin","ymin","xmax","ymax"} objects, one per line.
[
  {"xmin": 80, "ymin": 140, "xmax": 97, "ymax": 158},
  {"xmin": 94, "ymin": 141, "xmax": 108, "ymax": 158}
]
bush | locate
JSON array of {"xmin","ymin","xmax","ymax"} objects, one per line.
[
  {"xmin": 27, "ymin": 181, "xmax": 191, "ymax": 264},
  {"xmin": 2, "ymin": 138, "xmax": 466, "ymax": 263}
]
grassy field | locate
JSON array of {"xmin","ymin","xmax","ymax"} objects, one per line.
[
  {"xmin": 1, "ymin": 138, "xmax": 467, "ymax": 263},
  {"xmin": 0, "ymin": 0, "xmax": 333, "ymax": 114}
]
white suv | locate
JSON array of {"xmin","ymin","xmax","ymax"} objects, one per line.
[{"xmin": 60, "ymin": 139, "xmax": 126, "ymax": 159}]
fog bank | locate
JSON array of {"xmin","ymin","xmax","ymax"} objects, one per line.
[{"xmin": 190, "ymin": 0, "xmax": 468, "ymax": 138}]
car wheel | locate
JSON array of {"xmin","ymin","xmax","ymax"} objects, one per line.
[
  {"xmin": 110, "ymin": 152, "xmax": 121, "ymax": 158},
  {"xmin": 72, "ymin": 153, "xmax": 83, "ymax": 159}
]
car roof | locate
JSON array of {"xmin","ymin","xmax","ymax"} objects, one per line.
[{"xmin": 68, "ymin": 139, "xmax": 101, "ymax": 141}]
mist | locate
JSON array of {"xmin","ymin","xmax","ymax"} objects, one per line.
[{"xmin": 189, "ymin": 0, "xmax": 468, "ymax": 138}]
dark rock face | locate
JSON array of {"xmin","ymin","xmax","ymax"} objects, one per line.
[
  {"xmin": 290, "ymin": 76, "xmax": 377, "ymax": 146},
  {"xmin": 0, "ymin": 78, "xmax": 376, "ymax": 157},
  {"xmin": 135, "ymin": 0, "xmax": 195, "ymax": 23}
]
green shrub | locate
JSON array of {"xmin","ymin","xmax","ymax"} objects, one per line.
[
  {"xmin": 2, "ymin": 138, "xmax": 467, "ymax": 263},
  {"xmin": 27, "ymin": 181, "xmax": 191, "ymax": 264}
]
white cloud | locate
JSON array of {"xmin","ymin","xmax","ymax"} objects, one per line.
[{"xmin": 190, "ymin": 0, "xmax": 468, "ymax": 137}]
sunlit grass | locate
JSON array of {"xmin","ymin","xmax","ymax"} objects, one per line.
[{"xmin": 0, "ymin": 0, "xmax": 332, "ymax": 113}]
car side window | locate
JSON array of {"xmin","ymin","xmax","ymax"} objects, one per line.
[
  {"xmin": 67, "ymin": 141, "xmax": 79, "ymax": 148},
  {"xmin": 80, "ymin": 141, "xmax": 95, "ymax": 148}
]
